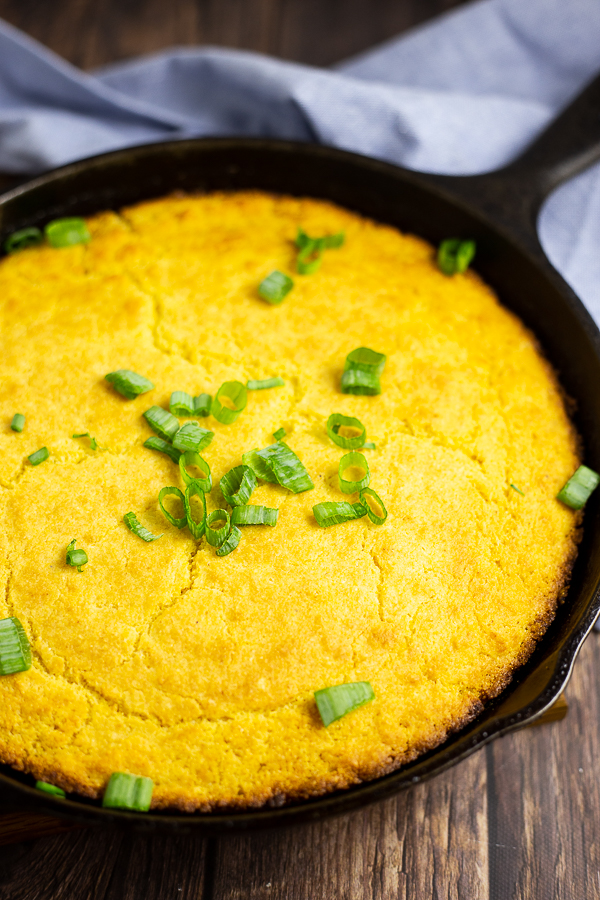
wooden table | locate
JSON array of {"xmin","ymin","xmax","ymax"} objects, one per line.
[{"xmin": 1, "ymin": 2, "xmax": 599, "ymax": 897}]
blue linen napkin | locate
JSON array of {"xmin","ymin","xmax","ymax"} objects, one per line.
[{"xmin": 0, "ymin": 0, "xmax": 599, "ymax": 318}]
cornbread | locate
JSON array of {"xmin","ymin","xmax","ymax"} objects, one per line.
[{"xmin": 0, "ymin": 190, "xmax": 582, "ymax": 811}]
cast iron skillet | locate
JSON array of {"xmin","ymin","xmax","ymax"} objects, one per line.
[{"xmin": 1, "ymin": 74, "xmax": 600, "ymax": 836}]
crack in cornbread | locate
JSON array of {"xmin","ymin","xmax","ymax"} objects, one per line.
[{"xmin": 0, "ymin": 191, "xmax": 581, "ymax": 811}]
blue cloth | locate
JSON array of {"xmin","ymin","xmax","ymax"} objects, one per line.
[{"xmin": 0, "ymin": 1, "xmax": 599, "ymax": 317}]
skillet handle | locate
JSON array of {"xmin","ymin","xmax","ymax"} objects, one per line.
[{"xmin": 416, "ymin": 72, "xmax": 600, "ymax": 256}]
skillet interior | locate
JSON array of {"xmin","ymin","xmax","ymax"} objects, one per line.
[{"xmin": 1, "ymin": 138, "xmax": 600, "ymax": 833}]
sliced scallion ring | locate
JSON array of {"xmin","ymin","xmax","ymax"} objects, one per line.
[
  {"xmin": 123, "ymin": 511, "xmax": 163, "ymax": 542},
  {"xmin": 28, "ymin": 447, "xmax": 49, "ymax": 466},
  {"xmin": 312, "ymin": 500, "xmax": 367, "ymax": 528},
  {"xmin": 338, "ymin": 451, "xmax": 370, "ymax": 494},
  {"xmin": 556, "ymin": 464, "xmax": 600, "ymax": 510},
  {"xmin": 362, "ymin": 441, "xmax": 376, "ymax": 450},
  {"xmin": 437, "ymin": 238, "xmax": 476, "ymax": 276},
  {"xmin": 194, "ymin": 393, "xmax": 212, "ymax": 417},
  {"xmin": 172, "ymin": 422, "xmax": 214, "ymax": 454},
  {"xmin": 295, "ymin": 228, "xmax": 344, "ymax": 275},
  {"xmin": 211, "ymin": 381, "xmax": 247, "ymax": 425},
  {"xmin": 326, "ymin": 413, "xmax": 366, "ymax": 450},
  {"xmin": 359, "ymin": 487, "xmax": 388, "ymax": 525},
  {"xmin": 341, "ymin": 347, "xmax": 386, "ymax": 396},
  {"xmin": 246, "ymin": 377, "xmax": 285, "ymax": 390},
  {"xmin": 10, "ymin": 413, "xmax": 25, "ymax": 432},
  {"xmin": 255, "ymin": 441, "xmax": 314, "ymax": 493},
  {"xmin": 105, "ymin": 369, "xmax": 155, "ymax": 400},
  {"xmin": 184, "ymin": 481, "xmax": 207, "ymax": 539},
  {"xmin": 66, "ymin": 538, "xmax": 88, "ymax": 573},
  {"xmin": 35, "ymin": 781, "xmax": 66, "ymax": 798},
  {"xmin": 258, "ymin": 270, "xmax": 293, "ymax": 305},
  {"xmin": 4, "ymin": 227, "xmax": 43, "ymax": 254},
  {"xmin": 231, "ymin": 505, "xmax": 279, "ymax": 527},
  {"xmin": 169, "ymin": 391, "xmax": 195, "ymax": 417},
  {"xmin": 179, "ymin": 451, "xmax": 212, "ymax": 491},
  {"xmin": 143, "ymin": 436, "xmax": 181, "ymax": 464},
  {"xmin": 273, "ymin": 427, "xmax": 286, "ymax": 441},
  {"xmin": 314, "ymin": 681, "xmax": 375, "ymax": 727},
  {"xmin": 220, "ymin": 465, "xmax": 257, "ymax": 506},
  {"xmin": 72, "ymin": 432, "xmax": 98, "ymax": 450},
  {"xmin": 0, "ymin": 617, "xmax": 31, "ymax": 676},
  {"xmin": 205, "ymin": 509, "xmax": 231, "ymax": 547},
  {"xmin": 242, "ymin": 449, "xmax": 278, "ymax": 483},
  {"xmin": 143, "ymin": 406, "xmax": 180, "ymax": 441},
  {"xmin": 102, "ymin": 772, "xmax": 153, "ymax": 812},
  {"xmin": 158, "ymin": 486, "xmax": 187, "ymax": 529},
  {"xmin": 216, "ymin": 524, "xmax": 242, "ymax": 557},
  {"xmin": 45, "ymin": 217, "xmax": 90, "ymax": 248}
]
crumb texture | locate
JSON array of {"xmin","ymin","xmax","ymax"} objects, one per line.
[{"xmin": 0, "ymin": 191, "xmax": 581, "ymax": 810}]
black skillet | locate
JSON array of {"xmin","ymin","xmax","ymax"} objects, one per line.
[{"xmin": 1, "ymin": 74, "xmax": 600, "ymax": 836}]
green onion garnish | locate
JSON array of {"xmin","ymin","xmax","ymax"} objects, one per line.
[
  {"xmin": 184, "ymin": 482, "xmax": 207, "ymax": 539},
  {"xmin": 248, "ymin": 441, "xmax": 314, "ymax": 493},
  {"xmin": 437, "ymin": 238, "xmax": 476, "ymax": 276},
  {"xmin": 273, "ymin": 427, "xmax": 286, "ymax": 441},
  {"xmin": 35, "ymin": 781, "xmax": 66, "ymax": 798},
  {"xmin": 359, "ymin": 487, "xmax": 388, "ymax": 525},
  {"xmin": 28, "ymin": 447, "xmax": 49, "ymax": 466},
  {"xmin": 341, "ymin": 347, "xmax": 386, "ymax": 396},
  {"xmin": 220, "ymin": 465, "xmax": 257, "ymax": 507},
  {"xmin": 231, "ymin": 505, "xmax": 279, "ymax": 527},
  {"xmin": 246, "ymin": 377, "xmax": 285, "ymax": 391},
  {"xmin": 312, "ymin": 500, "xmax": 367, "ymax": 527},
  {"xmin": 194, "ymin": 393, "xmax": 212, "ymax": 417},
  {"xmin": 326, "ymin": 413, "xmax": 367, "ymax": 450},
  {"xmin": 295, "ymin": 228, "xmax": 345, "ymax": 275},
  {"xmin": 556, "ymin": 464, "xmax": 600, "ymax": 510},
  {"xmin": 143, "ymin": 436, "xmax": 182, "ymax": 464},
  {"xmin": 510, "ymin": 483, "xmax": 525, "ymax": 496},
  {"xmin": 72, "ymin": 432, "xmax": 98, "ymax": 450},
  {"xmin": 338, "ymin": 451, "xmax": 370, "ymax": 494},
  {"xmin": 216, "ymin": 524, "xmax": 242, "ymax": 557},
  {"xmin": 172, "ymin": 421, "xmax": 214, "ymax": 454},
  {"xmin": 45, "ymin": 217, "xmax": 90, "ymax": 248},
  {"xmin": 123, "ymin": 512, "xmax": 163, "ymax": 542},
  {"xmin": 0, "ymin": 617, "xmax": 31, "ymax": 676},
  {"xmin": 105, "ymin": 369, "xmax": 155, "ymax": 400},
  {"xmin": 66, "ymin": 539, "xmax": 88, "ymax": 573},
  {"xmin": 314, "ymin": 681, "xmax": 375, "ymax": 727},
  {"xmin": 102, "ymin": 772, "xmax": 153, "ymax": 812},
  {"xmin": 158, "ymin": 486, "xmax": 187, "ymax": 529},
  {"xmin": 4, "ymin": 227, "xmax": 43, "ymax": 254},
  {"xmin": 179, "ymin": 451, "xmax": 212, "ymax": 491},
  {"xmin": 211, "ymin": 381, "xmax": 247, "ymax": 425},
  {"xmin": 258, "ymin": 270, "xmax": 294, "ymax": 305},
  {"xmin": 143, "ymin": 406, "xmax": 180, "ymax": 441},
  {"xmin": 10, "ymin": 413, "xmax": 25, "ymax": 432},
  {"xmin": 362, "ymin": 441, "xmax": 376, "ymax": 450},
  {"xmin": 169, "ymin": 391, "xmax": 195, "ymax": 417},
  {"xmin": 205, "ymin": 509, "xmax": 231, "ymax": 547}
]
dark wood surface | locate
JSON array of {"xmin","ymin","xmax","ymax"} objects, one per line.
[{"xmin": 2, "ymin": 2, "xmax": 599, "ymax": 898}]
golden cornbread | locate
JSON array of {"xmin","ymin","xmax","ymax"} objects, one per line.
[{"xmin": 0, "ymin": 190, "xmax": 581, "ymax": 811}]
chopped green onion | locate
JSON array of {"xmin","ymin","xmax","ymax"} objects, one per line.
[
  {"xmin": 216, "ymin": 524, "xmax": 242, "ymax": 557},
  {"xmin": 242, "ymin": 449, "xmax": 278, "ymax": 483},
  {"xmin": 205, "ymin": 509, "xmax": 231, "ymax": 547},
  {"xmin": 231, "ymin": 505, "xmax": 279, "ymax": 526},
  {"xmin": 158, "ymin": 486, "xmax": 187, "ymax": 529},
  {"xmin": 273, "ymin": 427, "xmax": 286, "ymax": 441},
  {"xmin": 179, "ymin": 451, "xmax": 212, "ymax": 491},
  {"xmin": 295, "ymin": 228, "xmax": 345, "ymax": 275},
  {"xmin": 0, "ymin": 617, "xmax": 31, "ymax": 676},
  {"xmin": 252, "ymin": 441, "xmax": 314, "ymax": 493},
  {"xmin": 211, "ymin": 381, "xmax": 247, "ymax": 425},
  {"xmin": 45, "ymin": 217, "xmax": 90, "ymax": 248},
  {"xmin": 362, "ymin": 441, "xmax": 376, "ymax": 450},
  {"xmin": 172, "ymin": 421, "xmax": 214, "ymax": 454},
  {"xmin": 66, "ymin": 539, "xmax": 88, "ymax": 573},
  {"xmin": 35, "ymin": 781, "xmax": 66, "ymax": 798},
  {"xmin": 28, "ymin": 447, "xmax": 49, "ymax": 466},
  {"xmin": 4, "ymin": 227, "xmax": 43, "ymax": 254},
  {"xmin": 510, "ymin": 483, "xmax": 525, "ymax": 496},
  {"xmin": 338, "ymin": 451, "xmax": 370, "ymax": 494},
  {"xmin": 184, "ymin": 481, "xmax": 207, "ymax": 539},
  {"xmin": 194, "ymin": 393, "xmax": 212, "ymax": 417},
  {"xmin": 72, "ymin": 432, "xmax": 98, "ymax": 450},
  {"xmin": 437, "ymin": 238, "xmax": 476, "ymax": 276},
  {"xmin": 102, "ymin": 772, "xmax": 153, "ymax": 812},
  {"xmin": 10, "ymin": 413, "xmax": 25, "ymax": 432},
  {"xmin": 341, "ymin": 347, "xmax": 386, "ymax": 396},
  {"xmin": 105, "ymin": 369, "xmax": 155, "ymax": 400},
  {"xmin": 169, "ymin": 391, "xmax": 195, "ymax": 417},
  {"xmin": 312, "ymin": 500, "xmax": 367, "ymax": 527},
  {"xmin": 143, "ymin": 436, "xmax": 182, "ymax": 464},
  {"xmin": 314, "ymin": 681, "xmax": 375, "ymax": 727},
  {"xmin": 247, "ymin": 377, "xmax": 285, "ymax": 391},
  {"xmin": 557, "ymin": 465, "xmax": 600, "ymax": 510},
  {"xmin": 220, "ymin": 465, "xmax": 257, "ymax": 507},
  {"xmin": 258, "ymin": 270, "xmax": 294, "ymax": 305},
  {"xmin": 123, "ymin": 511, "xmax": 163, "ymax": 542},
  {"xmin": 359, "ymin": 487, "xmax": 388, "ymax": 525},
  {"xmin": 143, "ymin": 406, "xmax": 180, "ymax": 441},
  {"xmin": 326, "ymin": 413, "xmax": 367, "ymax": 450}
]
